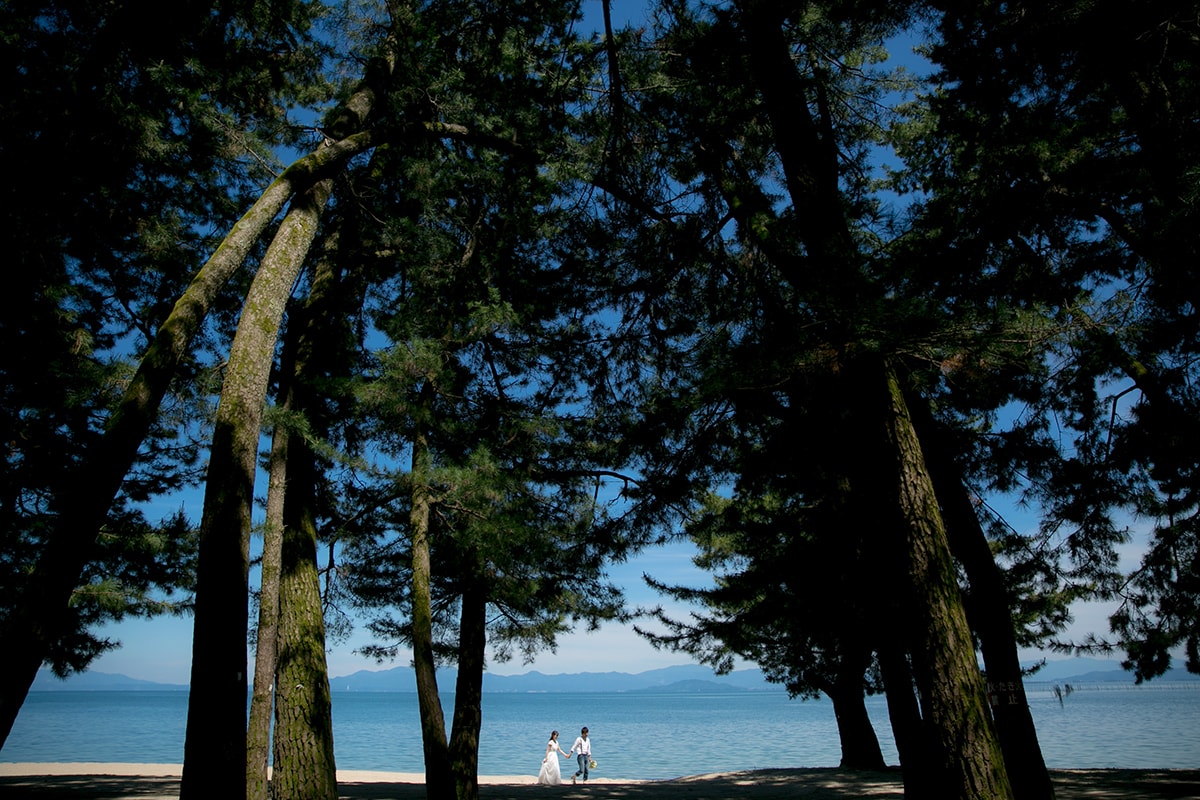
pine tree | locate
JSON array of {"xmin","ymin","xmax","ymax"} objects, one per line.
[
  {"xmin": 0, "ymin": 0, "xmax": 329, "ymax": 748},
  {"xmin": 912, "ymin": 0, "xmax": 1200, "ymax": 679}
]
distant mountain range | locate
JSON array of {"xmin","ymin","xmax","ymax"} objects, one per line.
[
  {"xmin": 328, "ymin": 663, "xmax": 773, "ymax": 693},
  {"xmin": 31, "ymin": 669, "xmax": 189, "ymax": 692},
  {"xmin": 30, "ymin": 657, "xmax": 1198, "ymax": 693}
]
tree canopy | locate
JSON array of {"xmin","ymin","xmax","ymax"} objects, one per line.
[{"xmin": 2, "ymin": 1, "xmax": 1197, "ymax": 799}]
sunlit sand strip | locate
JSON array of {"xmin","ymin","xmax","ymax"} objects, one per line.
[{"xmin": 0, "ymin": 763, "xmax": 181, "ymax": 777}]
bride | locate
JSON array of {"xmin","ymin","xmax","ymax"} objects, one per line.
[{"xmin": 536, "ymin": 730, "xmax": 567, "ymax": 785}]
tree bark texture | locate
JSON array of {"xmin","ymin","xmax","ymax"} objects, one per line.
[
  {"xmin": 0, "ymin": 132, "xmax": 369, "ymax": 749},
  {"xmin": 450, "ymin": 575, "xmax": 488, "ymax": 800},
  {"xmin": 0, "ymin": 20, "xmax": 391, "ymax": 746},
  {"xmin": 870, "ymin": 359, "xmax": 1013, "ymax": 800},
  {"xmin": 909, "ymin": 390, "xmax": 1056, "ymax": 800},
  {"xmin": 247, "ymin": 423, "xmax": 288, "ymax": 800},
  {"xmin": 410, "ymin": 416, "xmax": 455, "ymax": 800},
  {"xmin": 272, "ymin": 439, "xmax": 337, "ymax": 800},
  {"xmin": 181, "ymin": 176, "xmax": 334, "ymax": 798},
  {"xmin": 942, "ymin": 480, "xmax": 1056, "ymax": 800},
  {"xmin": 268, "ymin": 224, "xmax": 353, "ymax": 800}
]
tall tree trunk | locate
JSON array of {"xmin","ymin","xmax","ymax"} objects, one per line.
[
  {"xmin": 181, "ymin": 175, "xmax": 335, "ymax": 798},
  {"xmin": 410, "ymin": 408, "xmax": 454, "ymax": 800},
  {"xmin": 247, "ymin": 423, "xmax": 288, "ymax": 800},
  {"xmin": 271, "ymin": 436, "xmax": 337, "ymax": 800},
  {"xmin": 269, "ymin": 223, "xmax": 355, "ymax": 800},
  {"xmin": 450, "ymin": 573, "xmax": 488, "ymax": 800},
  {"xmin": 945, "ymin": 484, "xmax": 1056, "ymax": 800},
  {"xmin": 869, "ymin": 358, "xmax": 1013, "ymax": 800},
  {"xmin": 822, "ymin": 473, "xmax": 887, "ymax": 772},
  {"xmin": 908, "ymin": 389, "xmax": 1056, "ymax": 800}
]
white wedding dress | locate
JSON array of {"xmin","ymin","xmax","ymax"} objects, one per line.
[{"xmin": 537, "ymin": 739, "xmax": 565, "ymax": 785}]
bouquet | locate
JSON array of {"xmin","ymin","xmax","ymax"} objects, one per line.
[{"xmin": 589, "ymin": 759, "xmax": 597, "ymax": 770}]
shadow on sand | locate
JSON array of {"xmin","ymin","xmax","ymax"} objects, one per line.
[{"xmin": 2, "ymin": 767, "xmax": 1198, "ymax": 799}]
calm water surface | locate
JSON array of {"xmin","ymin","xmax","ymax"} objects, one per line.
[{"xmin": 5, "ymin": 684, "xmax": 1198, "ymax": 779}]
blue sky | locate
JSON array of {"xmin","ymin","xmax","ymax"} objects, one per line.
[
  {"xmin": 89, "ymin": 528, "xmax": 728, "ymax": 684},
  {"xmin": 87, "ymin": 538, "xmax": 1128, "ymax": 686},
  {"xmin": 88, "ymin": 486, "xmax": 1132, "ymax": 685}
]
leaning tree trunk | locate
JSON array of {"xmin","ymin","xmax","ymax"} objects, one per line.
[
  {"xmin": 869, "ymin": 358, "xmax": 1013, "ymax": 800},
  {"xmin": 181, "ymin": 174, "xmax": 335, "ymax": 798},
  {"xmin": 820, "ymin": 471, "xmax": 887, "ymax": 772},
  {"xmin": 828, "ymin": 686, "xmax": 887, "ymax": 771},
  {"xmin": 913, "ymin": 400, "xmax": 1056, "ymax": 800},
  {"xmin": 942, "ymin": 482, "xmax": 1056, "ymax": 800},
  {"xmin": 410, "ymin": 409, "xmax": 455, "ymax": 800},
  {"xmin": 0, "ymin": 131, "xmax": 369, "ymax": 750},
  {"xmin": 247, "ymin": 421, "xmax": 289, "ymax": 800},
  {"xmin": 450, "ymin": 571, "xmax": 488, "ymax": 800}
]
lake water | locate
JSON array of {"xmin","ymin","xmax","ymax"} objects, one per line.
[{"xmin": 4, "ymin": 683, "xmax": 1198, "ymax": 779}]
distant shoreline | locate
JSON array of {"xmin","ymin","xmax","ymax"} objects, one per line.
[{"xmin": 32, "ymin": 658, "xmax": 1200, "ymax": 693}]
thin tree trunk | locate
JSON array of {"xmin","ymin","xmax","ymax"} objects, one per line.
[
  {"xmin": 247, "ymin": 423, "xmax": 288, "ymax": 800},
  {"xmin": 876, "ymin": 640, "xmax": 935, "ymax": 796},
  {"xmin": 450, "ymin": 573, "xmax": 488, "ymax": 800},
  {"xmin": 871, "ymin": 358, "xmax": 1013, "ymax": 800},
  {"xmin": 181, "ymin": 175, "xmax": 335, "ymax": 798},
  {"xmin": 410, "ymin": 407, "xmax": 454, "ymax": 800}
]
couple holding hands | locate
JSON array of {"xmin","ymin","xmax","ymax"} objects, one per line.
[{"xmin": 537, "ymin": 726, "xmax": 593, "ymax": 785}]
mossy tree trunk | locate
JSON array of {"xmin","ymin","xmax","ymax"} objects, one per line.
[
  {"xmin": 247, "ymin": 423, "xmax": 288, "ymax": 800},
  {"xmin": 178, "ymin": 22, "xmax": 396, "ymax": 791},
  {"xmin": 410, "ymin": 405, "xmax": 454, "ymax": 800},
  {"xmin": 181, "ymin": 175, "xmax": 335, "ymax": 798},
  {"xmin": 909, "ymin": 389, "xmax": 1055, "ymax": 800},
  {"xmin": 268, "ymin": 224, "xmax": 353, "ymax": 800},
  {"xmin": 870, "ymin": 358, "xmax": 1013, "ymax": 800},
  {"xmin": 271, "ymin": 436, "xmax": 337, "ymax": 800},
  {"xmin": 945, "ymin": 484, "xmax": 1056, "ymax": 800},
  {"xmin": 1, "ymin": 8, "xmax": 390, "ymax": 748}
]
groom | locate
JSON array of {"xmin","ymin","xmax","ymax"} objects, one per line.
[{"xmin": 567, "ymin": 726, "xmax": 591, "ymax": 784}]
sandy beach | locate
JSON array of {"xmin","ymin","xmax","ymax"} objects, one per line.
[{"xmin": 1, "ymin": 763, "xmax": 1198, "ymax": 799}]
